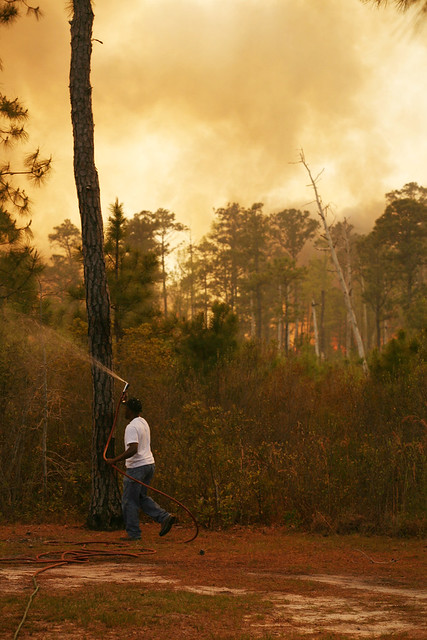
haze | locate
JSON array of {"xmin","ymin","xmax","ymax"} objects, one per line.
[{"xmin": 2, "ymin": 0, "xmax": 427, "ymax": 254}]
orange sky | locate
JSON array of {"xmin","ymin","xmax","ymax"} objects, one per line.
[{"xmin": 2, "ymin": 0, "xmax": 427, "ymax": 256}]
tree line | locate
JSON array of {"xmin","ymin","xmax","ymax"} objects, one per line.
[{"xmin": 5, "ymin": 184, "xmax": 425, "ymax": 366}]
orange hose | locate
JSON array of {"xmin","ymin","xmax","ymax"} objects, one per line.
[{"xmin": 5, "ymin": 542, "xmax": 156, "ymax": 640}]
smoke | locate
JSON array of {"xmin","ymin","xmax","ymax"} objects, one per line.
[{"xmin": 1, "ymin": 0, "xmax": 427, "ymax": 251}]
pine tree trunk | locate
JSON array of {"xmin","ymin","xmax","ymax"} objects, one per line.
[
  {"xmin": 277, "ymin": 284, "xmax": 283, "ymax": 353},
  {"xmin": 284, "ymin": 284, "xmax": 290, "ymax": 355},
  {"xmin": 250, "ymin": 293, "xmax": 256, "ymax": 339},
  {"xmin": 114, "ymin": 232, "xmax": 121, "ymax": 344},
  {"xmin": 256, "ymin": 282, "xmax": 262, "ymax": 341},
  {"xmin": 318, "ymin": 290, "xmax": 326, "ymax": 359},
  {"xmin": 343, "ymin": 220, "xmax": 353, "ymax": 356},
  {"xmin": 161, "ymin": 240, "xmax": 168, "ymax": 316},
  {"xmin": 70, "ymin": 0, "xmax": 122, "ymax": 529}
]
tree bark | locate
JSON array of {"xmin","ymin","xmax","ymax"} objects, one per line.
[{"xmin": 70, "ymin": 0, "xmax": 122, "ymax": 528}]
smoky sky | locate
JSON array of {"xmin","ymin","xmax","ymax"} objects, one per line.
[{"xmin": 2, "ymin": 0, "xmax": 427, "ymax": 254}]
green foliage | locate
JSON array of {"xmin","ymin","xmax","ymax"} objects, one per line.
[
  {"xmin": 0, "ymin": 245, "xmax": 42, "ymax": 310},
  {"xmin": 48, "ymin": 218, "xmax": 81, "ymax": 262},
  {"xmin": 104, "ymin": 201, "xmax": 161, "ymax": 342},
  {"xmin": 177, "ymin": 302, "xmax": 239, "ymax": 374},
  {"xmin": 370, "ymin": 329, "xmax": 426, "ymax": 380},
  {"xmin": 42, "ymin": 218, "xmax": 84, "ymax": 326},
  {"xmin": 374, "ymin": 196, "xmax": 427, "ymax": 306},
  {"xmin": 201, "ymin": 202, "xmax": 320, "ymax": 343},
  {"xmin": 270, "ymin": 207, "xmax": 319, "ymax": 260},
  {"xmin": 143, "ymin": 207, "xmax": 187, "ymax": 316}
]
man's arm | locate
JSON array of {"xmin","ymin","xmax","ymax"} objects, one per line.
[{"xmin": 105, "ymin": 442, "xmax": 138, "ymax": 465}]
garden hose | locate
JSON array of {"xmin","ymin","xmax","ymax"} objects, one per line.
[{"xmin": 3, "ymin": 542, "xmax": 156, "ymax": 640}]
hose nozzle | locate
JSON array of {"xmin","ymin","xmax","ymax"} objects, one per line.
[{"xmin": 121, "ymin": 382, "xmax": 130, "ymax": 402}]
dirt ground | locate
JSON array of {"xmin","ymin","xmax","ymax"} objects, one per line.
[{"xmin": 0, "ymin": 522, "xmax": 426, "ymax": 639}]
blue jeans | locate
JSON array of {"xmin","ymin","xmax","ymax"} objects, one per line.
[{"xmin": 122, "ymin": 464, "xmax": 169, "ymax": 539}]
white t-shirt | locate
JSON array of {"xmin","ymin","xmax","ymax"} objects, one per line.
[{"xmin": 124, "ymin": 416, "xmax": 155, "ymax": 468}]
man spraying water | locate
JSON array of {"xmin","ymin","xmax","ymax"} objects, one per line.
[{"xmin": 105, "ymin": 397, "xmax": 176, "ymax": 541}]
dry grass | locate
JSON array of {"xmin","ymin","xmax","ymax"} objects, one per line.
[{"xmin": 0, "ymin": 523, "xmax": 426, "ymax": 639}]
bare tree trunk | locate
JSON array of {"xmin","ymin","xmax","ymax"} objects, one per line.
[
  {"xmin": 311, "ymin": 299, "xmax": 320, "ymax": 360},
  {"xmin": 161, "ymin": 239, "xmax": 168, "ymax": 316},
  {"xmin": 294, "ymin": 283, "xmax": 300, "ymax": 349},
  {"xmin": 203, "ymin": 273, "xmax": 208, "ymax": 325},
  {"xmin": 189, "ymin": 239, "xmax": 195, "ymax": 319},
  {"xmin": 277, "ymin": 284, "xmax": 283, "ymax": 353},
  {"xmin": 70, "ymin": 0, "xmax": 122, "ymax": 528},
  {"xmin": 359, "ymin": 273, "xmax": 370, "ymax": 351},
  {"xmin": 376, "ymin": 302, "xmax": 382, "ymax": 350},
  {"xmin": 300, "ymin": 152, "xmax": 369, "ymax": 375},
  {"xmin": 113, "ymin": 227, "xmax": 121, "ymax": 344},
  {"xmin": 383, "ymin": 318, "xmax": 389, "ymax": 347},
  {"xmin": 250, "ymin": 293, "xmax": 256, "ymax": 339},
  {"xmin": 255, "ymin": 282, "xmax": 262, "ymax": 341},
  {"xmin": 284, "ymin": 284, "xmax": 290, "ymax": 355},
  {"xmin": 39, "ymin": 280, "xmax": 48, "ymax": 491},
  {"xmin": 320, "ymin": 289, "xmax": 326, "ymax": 360},
  {"xmin": 342, "ymin": 220, "xmax": 353, "ymax": 356}
]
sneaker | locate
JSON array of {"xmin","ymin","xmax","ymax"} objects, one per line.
[{"xmin": 159, "ymin": 515, "xmax": 177, "ymax": 537}]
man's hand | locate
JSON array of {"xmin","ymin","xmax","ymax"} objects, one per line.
[{"xmin": 105, "ymin": 443, "xmax": 138, "ymax": 466}]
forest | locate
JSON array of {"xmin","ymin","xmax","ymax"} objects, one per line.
[
  {"xmin": 0, "ymin": 0, "xmax": 426, "ymax": 538},
  {"xmin": 1, "ymin": 186, "xmax": 426, "ymax": 535}
]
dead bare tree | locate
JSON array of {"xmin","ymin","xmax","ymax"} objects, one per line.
[
  {"xmin": 299, "ymin": 151, "xmax": 369, "ymax": 376},
  {"xmin": 311, "ymin": 299, "xmax": 321, "ymax": 360}
]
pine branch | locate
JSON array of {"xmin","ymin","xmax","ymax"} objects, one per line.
[
  {"xmin": 0, "ymin": 0, "xmax": 43, "ymax": 24},
  {"xmin": 361, "ymin": 0, "xmax": 427, "ymax": 15}
]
